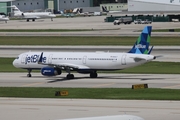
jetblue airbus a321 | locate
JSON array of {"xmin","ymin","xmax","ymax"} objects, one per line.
[{"xmin": 13, "ymin": 26, "xmax": 156, "ymax": 79}]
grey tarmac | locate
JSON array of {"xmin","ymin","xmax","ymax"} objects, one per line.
[
  {"xmin": 0, "ymin": 73, "xmax": 180, "ymax": 89},
  {"xmin": 0, "ymin": 16, "xmax": 180, "ymax": 36}
]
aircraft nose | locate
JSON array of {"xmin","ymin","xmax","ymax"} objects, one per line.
[
  {"xmin": 13, "ymin": 59, "xmax": 18, "ymax": 67},
  {"xmin": 51, "ymin": 14, "xmax": 56, "ymax": 17}
]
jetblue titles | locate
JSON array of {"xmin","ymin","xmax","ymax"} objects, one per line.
[{"xmin": 25, "ymin": 54, "xmax": 46, "ymax": 64}]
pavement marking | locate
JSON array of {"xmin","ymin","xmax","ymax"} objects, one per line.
[{"xmin": 92, "ymin": 82, "xmax": 115, "ymax": 88}]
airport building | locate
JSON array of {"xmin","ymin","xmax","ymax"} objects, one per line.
[
  {"xmin": 0, "ymin": 0, "xmax": 94, "ymax": 15},
  {"xmin": 128, "ymin": 0, "xmax": 180, "ymax": 11}
]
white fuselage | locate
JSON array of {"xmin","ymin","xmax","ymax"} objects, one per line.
[
  {"xmin": 14, "ymin": 12, "xmax": 56, "ymax": 19},
  {"xmin": 13, "ymin": 51, "xmax": 155, "ymax": 70}
]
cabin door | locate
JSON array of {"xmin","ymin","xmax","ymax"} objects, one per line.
[
  {"xmin": 48, "ymin": 54, "xmax": 53, "ymax": 64},
  {"xmin": 121, "ymin": 54, "xmax": 126, "ymax": 65},
  {"xmin": 82, "ymin": 56, "xmax": 87, "ymax": 64}
]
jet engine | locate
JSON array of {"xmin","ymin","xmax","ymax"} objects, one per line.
[{"xmin": 41, "ymin": 67, "xmax": 61, "ymax": 76}]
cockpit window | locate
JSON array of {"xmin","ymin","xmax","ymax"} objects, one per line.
[{"xmin": 16, "ymin": 57, "xmax": 19, "ymax": 59}]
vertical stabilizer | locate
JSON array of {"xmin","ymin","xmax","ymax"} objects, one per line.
[
  {"xmin": 11, "ymin": 5, "xmax": 22, "ymax": 14},
  {"xmin": 102, "ymin": 6, "xmax": 109, "ymax": 12},
  {"xmin": 128, "ymin": 26, "xmax": 152, "ymax": 54}
]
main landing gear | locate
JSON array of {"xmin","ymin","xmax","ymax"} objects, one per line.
[
  {"xmin": 90, "ymin": 71, "xmax": 98, "ymax": 78},
  {"xmin": 65, "ymin": 67, "xmax": 74, "ymax": 79},
  {"xmin": 66, "ymin": 74, "xmax": 74, "ymax": 79},
  {"xmin": 27, "ymin": 69, "xmax": 32, "ymax": 77},
  {"xmin": 66, "ymin": 71, "xmax": 98, "ymax": 79},
  {"xmin": 26, "ymin": 19, "xmax": 35, "ymax": 22}
]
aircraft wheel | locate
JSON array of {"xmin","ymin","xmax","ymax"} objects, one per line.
[
  {"xmin": 27, "ymin": 19, "xmax": 29, "ymax": 22},
  {"xmin": 66, "ymin": 74, "xmax": 74, "ymax": 79},
  {"xmin": 27, "ymin": 74, "xmax": 32, "ymax": 77},
  {"xmin": 90, "ymin": 72, "xmax": 97, "ymax": 78},
  {"xmin": 32, "ymin": 19, "xmax": 35, "ymax": 22}
]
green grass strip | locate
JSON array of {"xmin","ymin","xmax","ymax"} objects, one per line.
[
  {"xmin": 153, "ymin": 29, "xmax": 180, "ymax": 32},
  {"xmin": 0, "ymin": 87, "xmax": 180, "ymax": 100},
  {"xmin": 1, "ymin": 58, "xmax": 180, "ymax": 74},
  {"xmin": 0, "ymin": 36, "xmax": 180, "ymax": 45}
]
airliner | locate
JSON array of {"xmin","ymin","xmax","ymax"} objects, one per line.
[
  {"xmin": 0, "ymin": 15, "xmax": 9, "ymax": 23},
  {"xmin": 58, "ymin": 115, "xmax": 144, "ymax": 120},
  {"xmin": 13, "ymin": 26, "xmax": 155, "ymax": 79},
  {"xmin": 102, "ymin": 6, "xmax": 121, "ymax": 13},
  {"xmin": 10, "ymin": 5, "xmax": 56, "ymax": 22}
]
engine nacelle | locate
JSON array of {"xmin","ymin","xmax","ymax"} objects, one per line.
[{"xmin": 41, "ymin": 67, "xmax": 61, "ymax": 76}]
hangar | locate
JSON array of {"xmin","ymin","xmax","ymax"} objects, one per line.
[{"xmin": 128, "ymin": 0, "xmax": 180, "ymax": 11}]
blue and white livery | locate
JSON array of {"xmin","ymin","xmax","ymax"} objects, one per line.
[{"xmin": 13, "ymin": 26, "xmax": 156, "ymax": 79}]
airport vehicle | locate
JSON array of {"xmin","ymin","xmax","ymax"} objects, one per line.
[
  {"xmin": 134, "ymin": 19, "xmax": 152, "ymax": 24},
  {"xmin": 58, "ymin": 115, "xmax": 144, "ymax": 120},
  {"xmin": 114, "ymin": 17, "xmax": 132, "ymax": 25},
  {"xmin": 134, "ymin": 19, "xmax": 143, "ymax": 24},
  {"xmin": 0, "ymin": 15, "xmax": 9, "ymax": 23},
  {"xmin": 60, "ymin": 11, "xmax": 75, "ymax": 18},
  {"xmin": 10, "ymin": 5, "xmax": 56, "ymax": 22},
  {"xmin": 13, "ymin": 26, "xmax": 155, "ymax": 79},
  {"xmin": 142, "ymin": 19, "xmax": 152, "ymax": 24}
]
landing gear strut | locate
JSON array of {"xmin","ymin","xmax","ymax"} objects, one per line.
[
  {"xmin": 27, "ymin": 69, "xmax": 32, "ymax": 77},
  {"xmin": 51, "ymin": 18, "xmax": 53, "ymax": 21},
  {"xmin": 65, "ymin": 67, "xmax": 74, "ymax": 79},
  {"xmin": 90, "ymin": 71, "xmax": 97, "ymax": 78}
]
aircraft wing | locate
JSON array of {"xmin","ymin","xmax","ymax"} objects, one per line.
[
  {"xmin": 41, "ymin": 62, "xmax": 90, "ymax": 70},
  {"xmin": 38, "ymin": 52, "xmax": 89, "ymax": 70},
  {"xmin": 57, "ymin": 63, "xmax": 89, "ymax": 69}
]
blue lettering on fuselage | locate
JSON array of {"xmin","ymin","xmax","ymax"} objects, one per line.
[{"xmin": 25, "ymin": 54, "xmax": 46, "ymax": 64}]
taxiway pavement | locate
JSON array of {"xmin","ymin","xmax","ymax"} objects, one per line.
[
  {"xmin": 0, "ymin": 73, "xmax": 180, "ymax": 89},
  {"xmin": 1, "ymin": 15, "xmax": 180, "ymax": 120},
  {"xmin": 1, "ymin": 16, "xmax": 180, "ymax": 36},
  {"xmin": 0, "ymin": 98, "xmax": 180, "ymax": 120}
]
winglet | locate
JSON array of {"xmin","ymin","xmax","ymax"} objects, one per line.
[
  {"xmin": 148, "ymin": 46, "xmax": 154, "ymax": 54},
  {"xmin": 38, "ymin": 52, "xmax": 43, "ymax": 64}
]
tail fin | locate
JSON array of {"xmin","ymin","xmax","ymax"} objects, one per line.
[
  {"xmin": 11, "ymin": 5, "xmax": 22, "ymax": 14},
  {"xmin": 102, "ymin": 6, "xmax": 109, "ymax": 12},
  {"xmin": 128, "ymin": 26, "xmax": 152, "ymax": 54}
]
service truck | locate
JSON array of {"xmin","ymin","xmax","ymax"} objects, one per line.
[{"xmin": 113, "ymin": 17, "xmax": 133, "ymax": 25}]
